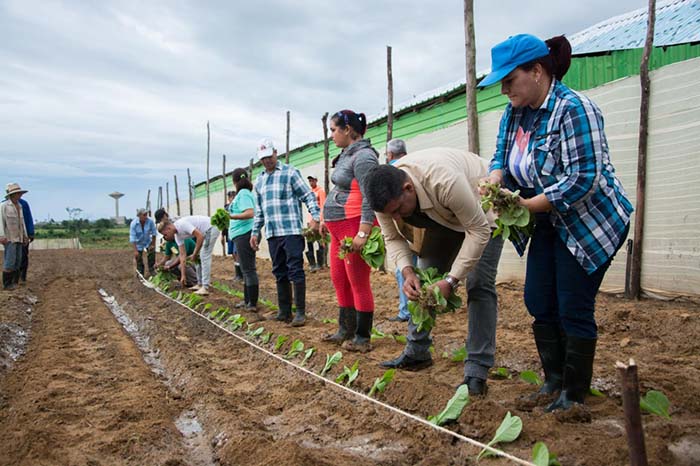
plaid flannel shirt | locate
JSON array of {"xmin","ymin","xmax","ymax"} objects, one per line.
[
  {"xmin": 489, "ymin": 80, "xmax": 633, "ymax": 274},
  {"xmin": 252, "ymin": 161, "xmax": 321, "ymax": 239}
]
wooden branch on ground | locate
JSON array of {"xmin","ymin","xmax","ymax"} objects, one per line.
[{"xmin": 616, "ymin": 359, "xmax": 649, "ymax": 466}]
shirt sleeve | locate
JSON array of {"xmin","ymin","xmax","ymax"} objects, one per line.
[
  {"xmin": 292, "ymin": 169, "xmax": 320, "ymax": 221},
  {"xmin": 542, "ymin": 99, "xmax": 603, "ymax": 212},
  {"xmin": 354, "ymin": 151, "xmax": 379, "ymax": 225},
  {"xmin": 129, "ymin": 220, "xmax": 138, "ymax": 243},
  {"xmin": 489, "ymin": 104, "xmax": 513, "ymax": 173},
  {"xmin": 376, "ymin": 211, "xmax": 415, "ymax": 274},
  {"xmin": 21, "ymin": 200, "xmax": 34, "ymax": 237},
  {"xmin": 252, "ymin": 181, "xmax": 265, "ymax": 236}
]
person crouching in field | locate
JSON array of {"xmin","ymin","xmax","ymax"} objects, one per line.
[
  {"xmin": 365, "ymin": 149, "xmax": 504, "ymax": 396},
  {"xmin": 156, "ymin": 237, "xmax": 198, "ymax": 287},
  {"xmin": 321, "ymin": 110, "xmax": 379, "ymax": 353},
  {"xmin": 130, "ymin": 208, "xmax": 157, "ymax": 276},
  {"xmin": 158, "ymin": 215, "xmax": 219, "ymax": 296},
  {"xmin": 1, "ymin": 183, "xmax": 30, "ymax": 290}
]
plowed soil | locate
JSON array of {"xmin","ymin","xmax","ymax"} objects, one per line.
[{"xmin": 1, "ymin": 249, "xmax": 699, "ymax": 466}]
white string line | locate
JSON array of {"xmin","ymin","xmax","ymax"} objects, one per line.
[{"xmin": 135, "ymin": 272, "xmax": 536, "ymax": 466}]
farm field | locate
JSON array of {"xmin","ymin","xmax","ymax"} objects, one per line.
[{"xmin": 1, "ymin": 249, "xmax": 699, "ymax": 465}]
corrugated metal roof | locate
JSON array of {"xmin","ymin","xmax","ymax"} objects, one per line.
[{"xmin": 569, "ymin": 0, "xmax": 700, "ymax": 55}]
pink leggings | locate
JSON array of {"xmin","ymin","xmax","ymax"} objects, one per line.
[{"xmin": 326, "ymin": 217, "xmax": 374, "ymax": 313}]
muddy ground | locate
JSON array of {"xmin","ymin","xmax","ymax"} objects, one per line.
[{"xmin": 1, "ymin": 249, "xmax": 699, "ymax": 466}]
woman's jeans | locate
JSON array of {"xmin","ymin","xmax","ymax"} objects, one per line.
[{"xmin": 233, "ymin": 230, "xmax": 259, "ymax": 287}]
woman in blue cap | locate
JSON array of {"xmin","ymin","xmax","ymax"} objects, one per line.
[{"xmin": 479, "ymin": 34, "xmax": 633, "ymax": 412}]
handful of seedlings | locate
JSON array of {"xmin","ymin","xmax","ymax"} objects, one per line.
[
  {"xmin": 479, "ymin": 181, "xmax": 533, "ymax": 241},
  {"xmin": 408, "ymin": 267, "xmax": 463, "ymax": 333},
  {"xmin": 210, "ymin": 208, "xmax": 230, "ymax": 232},
  {"xmin": 302, "ymin": 227, "xmax": 330, "ymax": 245},
  {"xmin": 338, "ymin": 226, "xmax": 385, "ymax": 269}
]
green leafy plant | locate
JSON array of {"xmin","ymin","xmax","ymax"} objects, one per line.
[
  {"xmin": 273, "ymin": 335, "xmax": 289, "ymax": 351},
  {"xmin": 477, "ymin": 411, "xmax": 523, "ymax": 460},
  {"xmin": 185, "ymin": 293, "xmax": 204, "ymax": 309},
  {"xmin": 640, "ymin": 390, "xmax": 671, "ymax": 419},
  {"xmin": 211, "ymin": 208, "xmax": 230, "ymax": 231},
  {"xmin": 338, "ymin": 226, "xmax": 385, "ymax": 269},
  {"xmin": 260, "ymin": 332, "xmax": 272, "ymax": 344},
  {"xmin": 441, "ymin": 347, "xmax": 467, "ymax": 362},
  {"xmin": 227, "ymin": 314, "xmax": 246, "ymax": 331},
  {"xmin": 300, "ymin": 347, "xmax": 316, "ymax": 366},
  {"xmin": 202, "ymin": 303, "xmax": 213, "ymax": 314},
  {"xmin": 368, "ymin": 369, "xmax": 396, "ymax": 397},
  {"xmin": 370, "ymin": 328, "xmax": 386, "ymax": 340},
  {"xmin": 320, "ymin": 351, "xmax": 343, "ymax": 377},
  {"xmin": 407, "ymin": 267, "xmax": 462, "ymax": 333},
  {"xmin": 286, "ymin": 339, "xmax": 304, "ymax": 359},
  {"xmin": 335, "ymin": 360, "xmax": 360, "ymax": 387},
  {"xmin": 589, "ymin": 387, "xmax": 605, "ymax": 397},
  {"xmin": 215, "ymin": 308, "xmax": 231, "ymax": 322},
  {"xmin": 321, "ymin": 318, "xmax": 338, "ymax": 324},
  {"xmin": 428, "ymin": 384, "xmax": 470, "ymax": 426},
  {"xmin": 532, "ymin": 441, "xmax": 561, "ymax": 466},
  {"xmin": 247, "ymin": 326, "xmax": 265, "ymax": 338},
  {"xmin": 479, "ymin": 181, "xmax": 533, "ymax": 241},
  {"xmin": 492, "ymin": 367, "xmax": 512, "ymax": 379},
  {"xmin": 519, "ymin": 370, "xmax": 543, "ymax": 386},
  {"xmin": 302, "ymin": 227, "xmax": 330, "ymax": 245},
  {"xmin": 391, "ymin": 334, "xmax": 407, "ymax": 344},
  {"xmin": 149, "ymin": 270, "xmax": 176, "ymax": 290}
]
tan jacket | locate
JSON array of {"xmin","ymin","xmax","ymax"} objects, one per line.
[
  {"xmin": 1, "ymin": 201, "xmax": 29, "ymax": 244},
  {"xmin": 376, "ymin": 148, "xmax": 495, "ymax": 282}
]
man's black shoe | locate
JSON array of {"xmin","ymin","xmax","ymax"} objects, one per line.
[
  {"xmin": 459, "ymin": 376, "xmax": 488, "ymax": 396},
  {"xmin": 380, "ymin": 353, "xmax": 433, "ymax": 371},
  {"xmin": 388, "ymin": 316, "xmax": 409, "ymax": 323}
]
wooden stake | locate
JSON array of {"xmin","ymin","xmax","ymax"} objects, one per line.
[
  {"xmin": 322, "ymin": 112, "xmax": 330, "ymax": 194},
  {"xmin": 249, "ymin": 157, "xmax": 254, "ymax": 178},
  {"xmin": 187, "ymin": 168, "xmax": 193, "ymax": 215},
  {"xmin": 146, "ymin": 189, "xmax": 151, "ymax": 214},
  {"xmin": 286, "ymin": 110, "xmax": 291, "ymax": 165},
  {"xmin": 166, "ymin": 182, "xmax": 170, "ymax": 210},
  {"xmin": 630, "ymin": 0, "xmax": 656, "ymax": 300},
  {"xmin": 464, "ymin": 0, "xmax": 479, "ymax": 154},
  {"xmin": 386, "ymin": 45, "xmax": 394, "ymax": 149},
  {"xmin": 206, "ymin": 121, "xmax": 211, "ymax": 216},
  {"xmin": 157, "ymin": 186, "xmax": 163, "ymax": 209},
  {"xmin": 222, "ymin": 154, "xmax": 227, "ymax": 204},
  {"xmin": 174, "ymin": 175, "xmax": 181, "ymax": 216},
  {"xmin": 616, "ymin": 359, "xmax": 649, "ymax": 466}
]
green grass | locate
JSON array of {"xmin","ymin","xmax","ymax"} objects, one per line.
[{"xmin": 35, "ymin": 227, "xmax": 131, "ymax": 250}]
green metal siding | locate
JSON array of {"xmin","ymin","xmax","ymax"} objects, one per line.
[{"xmin": 194, "ymin": 43, "xmax": 700, "ymax": 198}]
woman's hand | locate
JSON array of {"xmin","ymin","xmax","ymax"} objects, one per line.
[
  {"xmin": 351, "ymin": 234, "xmax": 368, "ymax": 254},
  {"xmin": 478, "ymin": 170, "xmax": 504, "ymax": 195}
]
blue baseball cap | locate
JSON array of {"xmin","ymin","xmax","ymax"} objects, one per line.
[{"xmin": 478, "ymin": 34, "xmax": 549, "ymax": 88}]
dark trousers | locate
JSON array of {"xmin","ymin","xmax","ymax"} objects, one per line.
[
  {"xmin": 19, "ymin": 243, "xmax": 29, "ymax": 281},
  {"xmin": 135, "ymin": 248, "xmax": 156, "ymax": 275},
  {"xmin": 524, "ymin": 214, "xmax": 627, "ymax": 339},
  {"xmin": 233, "ymin": 231, "xmax": 259, "ymax": 287},
  {"xmin": 268, "ymin": 235, "xmax": 305, "ymax": 284}
]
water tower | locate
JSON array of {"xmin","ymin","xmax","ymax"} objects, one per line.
[{"xmin": 109, "ymin": 192, "xmax": 126, "ymax": 225}]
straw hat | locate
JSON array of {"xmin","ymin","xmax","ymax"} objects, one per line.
[{"xmin": 5, "ymin": 183, "xmax": 28, "ymax": 199}]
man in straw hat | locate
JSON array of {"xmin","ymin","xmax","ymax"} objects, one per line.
[{"xmin": 1, "ymin": 183, "xmax": 30, "ymax": 290}]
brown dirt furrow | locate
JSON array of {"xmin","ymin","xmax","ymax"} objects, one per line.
[{"xmin": 0, "ymin": 275, "xmax": 187, "ymax": 466}]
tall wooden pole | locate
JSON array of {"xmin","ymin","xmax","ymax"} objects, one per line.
[
  {"xmin": 464, "ymin": 0, "xmax": 479, "ymax": 154},
  {"xmin": 249, "ymin": 158, "xmax": 254, "ymax": 178},
  {"xmin": 174, "ymin": 175, "xmax": 181, "ymax": 216},
  {"xmin": 222, "ymin": 154, "xmax": 227, "ymax": 204},
  {"xmin": 145, "ymin": 189, "xmax": 151, "ymax": 214},
  {"xmin": 617, "ymin": 359, "xmax": 649, "ymax": 466},
  {"xmin": 630, "ymin": 0, "xmax": 656, "ymax": 300},
  {"xmin": 322, "ymin": 112, "xmax": 330, "ymax": 194},
  {"xmin": 285, "ymin": 110, "xmax": 291, "ymax": 165},
  {"xmin": 187, "ymin": 168, "xmax": 193, "ymax": 215},
  {"xmin": 157, "ymin": 186, "xmax": 163, "ymax": 209},
  {"xmin": 206, "ymin": 121, "xmax": 211, "ymax": 216},
  {"xmin": 166, "ymin": 182, "xmax": 170, "ymax": 210},
  {"xmin": 386, "ymin": 45, "xmax": 394, "ymax": 151}
]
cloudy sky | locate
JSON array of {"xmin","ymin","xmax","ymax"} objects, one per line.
[{"xmin": 1, "ymin": 0, "xmax": 646, "ymax": 222}]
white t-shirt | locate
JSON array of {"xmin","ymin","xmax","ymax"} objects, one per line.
[{"xmin": 174, "ymin": 216, "xmax": 212, "ymax": 246}]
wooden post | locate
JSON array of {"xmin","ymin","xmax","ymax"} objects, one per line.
[
  {"xmin": 166, "ymin": 182, "xmax": 170, "ymax": 210},
  {"xmin": 616, "ymin": 359, "xmax": 649, "ymax": 466},
  {"xmin": 174, "ymin": 175, "xmax": 181, "ymax": 216},
  {"xmin": 187, "ymin": 168, "xmax": 194, "ymax": 215},
  {"xmin": 145, "ymin": 189, "xmax": 151, "ymax": 214},
  {"xmin": 386, "ymin": 45, "xmax": 394, "ymax": 155},
  {"xmin": 206, "ymin": 121, "xmax": 211, "ymax": 216},
  {"xmin": 322, "ymin": 112, "xmax": 330, "ymax": 194},
  {"xmin": 630, "ymin": 0, "xmax": 656, "ymax": 300},
  {"xmin": 157, "ymin": 186, "xmax": 163, "ymax": 209},
  {"xmin": 222, "ymin": 154, "xmax": 227, "ymax": 204},
  {"xmin": 464, "ymin": 0, "xmax": 479, "ymax": 154},
  {"xmin": 249, "ymin": 157, "xmax": 254, "ymax": 178},
  {"xmin": 285, "ymin": 110, "xmax": 291, "ymax": 165}
]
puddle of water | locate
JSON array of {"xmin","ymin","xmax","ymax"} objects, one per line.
[
  {"xmin": 176, "ymin": 410, "xmax": 203, "ymax": 437},
  {"xmin": 0, "ymin": 301, "xmax": 34, "ymax": 373},
  {"xmin": 175, "ymin": 409, "xmax": 217, "ymax": 466}
]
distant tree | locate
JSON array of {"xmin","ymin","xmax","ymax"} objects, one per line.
[{"xmin": 94, "ymin": 218, "xmax": 114, "ymax": 229}]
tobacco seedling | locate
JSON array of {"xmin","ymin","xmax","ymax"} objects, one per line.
[
  {"xmin": 480, "ymin": 181, "xmax": 533, "ymax": 241},
  {"xmin": 492, "ymin": 367, "xmax": 512, "ymax": 379},
  {"xmin": 227, "ymin": 314, "xmax": 246, "ymax": 331},
  {"xmin": 216, "ymin": 308, "xmax": 231, "ymax": 322},
  {"xmin": 532, "ymin": 441, "xmax": 561, "ymax": 466},
  {"xmin": 260, "ymin": 332, "xmax": 272, "ymax": 344},
  {"xmin": 202, "ymin": 303, "xmax": 213, "ymax": 314},
  {"xmin": 211, "ymin": 208, "xmax": 231, "ymax": 232},
  {"xmin": 320, "ymin": 351, "xmax": 343, "ymax": 377},
  {"xmin": 477, "ymin": 411, "xmax": 523, "ymax": 460},
  {"xmin": 335, "ymin": 360, "xmax": 360, "ymax": 387},
  {"xmin": 338, "ymin": 226, "xmax": 385, "ymax": 269},
  {"xmin": 407, "ymin": 267, "xmax": 462, "ymax": 333},
  {"xmin": 274, "ymin": 335, "xmax": 289, "ymax": 352},
  {"xmin": 589, "ymin": 388, "xmax": 605, "ymax": 397},
  {"xmin": 370, "ymin": 328, "xmax": 386, "ymax": 340},
  {"xmin": 441, "ymin": 347, "xmax": 467, "ymax": 362},
  {"xmin": 322, "ymin": 318, "xmax": 338, "ymax": 324},
  {"xmin": 519, "ymin": 370, "xmax": 543, "ymax": 386},
  {"xmin": 286, "ymin": 339, "xmax": 304, "ymax": 359},
  {"xmin": 640, "ymin": 390, "xmax": 671, "ymax": 419},
  {"xmin": 368, "ymin": 369, "xmax": 396, "ymax": 397},
  {"xmin": 248, "ymin": 326, "xmax": 265, "ymax": 338},
  {"xmin": 428, "ymin": 384, "xmax": 470, "ymax": 426},
  {"xmin": 300, "ymin": 347, "xmax": 316, "ymax": 366},
  {"xmin": 391, "ymin": 334, "xmax": 407, "ymax": 344}
]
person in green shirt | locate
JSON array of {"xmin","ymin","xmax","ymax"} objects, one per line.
[{"xmin": 156, "ymin": 237, "xmax": 197, "ymax": 287}]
